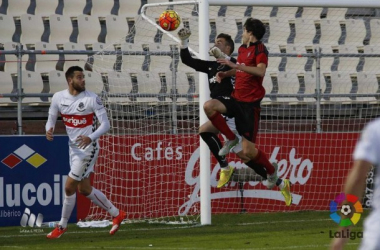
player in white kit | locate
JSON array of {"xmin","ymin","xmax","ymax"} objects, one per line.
[
  {"xmin": 45, "ymin": 66, "xmax": 126, "ymax": 239},
  {"xmin": 331, "ymin": 118, "xmax": 380, "ymax": 250}
]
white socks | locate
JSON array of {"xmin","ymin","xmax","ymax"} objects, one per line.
[
  {"xmin": 87, "ymin": 188, "xmax": 119, "ymax": 217},
  {"xmin": 59, "ymin": 193, "xmax": 76, "ymax": 228}
]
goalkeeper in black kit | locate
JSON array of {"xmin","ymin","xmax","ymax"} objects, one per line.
[{"xmin": 177, "ymin": 28, "xmax": 271, "ymax": 189}]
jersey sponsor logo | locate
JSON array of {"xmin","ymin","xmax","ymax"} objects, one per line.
[{"xmin": 61, "ymin": 113, "xmax": 94, "ymax": 128}]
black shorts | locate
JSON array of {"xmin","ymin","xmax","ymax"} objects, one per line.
[{"xmin": 216, "ymin": 96, "xmax": 261, "ymax": 143}]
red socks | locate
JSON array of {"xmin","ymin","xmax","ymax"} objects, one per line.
[
  {"xmin": 252, "ymin": 149, "xmax": 275, "ymax": 175},
  {"xmin": 209, "ymin": 112, "xmax": 236, "ymax": 140}
]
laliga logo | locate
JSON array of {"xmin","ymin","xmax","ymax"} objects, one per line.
[
  {"xmin": 329, "ymin": 193, "xmax": 364, "ymax": 240},
  {"xmin": 178, "ymin": 146, "xmax": 313, "ymax": 215},
  {"xmin": 329, "ymin": 193, "xmax": 363, "ymax": 226}
]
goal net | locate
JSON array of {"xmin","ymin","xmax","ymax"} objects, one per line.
[{"xmin": 86, "ymin": 0, "xmax": 379, "ymax": 223}]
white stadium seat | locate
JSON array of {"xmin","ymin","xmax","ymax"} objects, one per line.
[
  {"xmin": 91, "ymin": 42, "xmax": 116, "ymax": 72},
  {"xmin": 0, "ymin": 72, "xmax": 15, "ymax": 105},
  {"xmin": 335, "ymin": 45, "xmax": 359, "ymax": 73},
  {"xmin": 34, "ymin": 42, "xmax": 59, "ymax": 74},
  {"xmin": 63, "ymin": 0, "xmax": 86, "ymax": 17},
  {"xmin": 35, "ymin": 0, "xmax": 59, "ymax": 17},
  {"xmin": 325, "ymin": 8, "xmax": 347, "ymax": 21},
  {"xmin": 251, "ymin": 7, "xmax": 272, "ymax": 20},
  {"xmin": 356, "ymin": 72, "xmax": 380, "ymax": 102},
  {"xmin": 148, "ymin": 44, "xmax": 173, "ymax": 72},
  {"xmin": 318, "ymin": 19, "xmax": 342, "ymax": 45},
  {"xmin": 0, "ymin": 14, "xmax": 16, "ymax": 44},
  {"xmin": 83, "ymin": 70, "xmax": 104, "ymax": 93},
  {"xmin": 20, "ymin": 14, "xmax": 44, "ymax": 45},
  {"xmin": 63, "ymin": 42, "xmax": 88, "ymax": 72},
  {"xmin": 77, "ymin": 14, "xmax": 101, "ymax": 45},
  {"xmin": 7, "ymin": 0, "xmax": 30, "ymax": 17},
  {"xmin": 363, "ymin": 45, "xmax": 380, "ymax": 72},
  {"xmin": 49, "ymin": 14, "xmax": 73, "ymax": 44},
  {"xmin": 293, "ymin": 19, "xmax": 316, "ymax": 46},
  {"xmin": 20, "ymin": 71, "xmax": 45, "ymax": 103},
  {"xmin": 48, "ymin": 70, "xmax": 67, "ymax": 95},
  {"xmin": 121, "ymin": 43, "xmax": 146, "ymax": 73},
  {"xmin": 119, "ymin": 0, "xmax": 141, "ymax": 18},
  {"xmin": 284, "ymin": 45, "xmax": 308, "ymax": 73},
  {"xmin": 105, "ymin": 15, "xmax": 129, "ymax": 44},
  {"xmin": 324, "ymin": 71, "xmax": 354, "ymax": 103},
  {"xmin": 344, "ymin": 19, "xmax": 366, "ymax": 46},
  {"xmin": 91, "ymin": 0, "xmax": 114, "ymax": 17},
  {"xmin": 299, "ymin": 7, "xmax": 323, "ymax": 20},
  {"xmin": 136, "ymin": 71, "xmax": 162, "ymax": 102},
  {"xmin": 369, "ymin": 19, "xmax": 380, "ymax": 45},
  {"xmin": 4, "ymin": 42, "xmax": 26, "ymax": 73},
  {"xmin": 275, "ymin": 71, "xmax": 301, "ymax": 103},
  {"xmin": 107, "ymin": 71, "xmax": 133, "ymax": 103},
  {"xmin": 275, "ymin": 7, "xmax": 298, "ymax": 19},
  {"xmin": 267, "ymin": 18, "xmax": 291, "ymax": 46}
]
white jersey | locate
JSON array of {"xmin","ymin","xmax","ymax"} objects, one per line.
[
  {"xmin": 354, "ymin": 118, "xmax": 380, "ymax": 250},
  {"xmin": 353, "ymin": 117, "xmax": 380, "ymax": 210},
  {"xmin": 48, "ymin": 89, "xmax": 106, "ymax": 147}
]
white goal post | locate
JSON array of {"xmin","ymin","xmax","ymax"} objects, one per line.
[{"xmin": 87, "ymin": 0, "xmax": 380, "ymax": 226}]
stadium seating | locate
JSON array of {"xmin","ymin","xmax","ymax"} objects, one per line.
[
  {"xmin": 335, "ymin": 45, "xmax": 359, "ymax": 73},
  {"xmin": 62, "ymin": 0, "xmax": 86, "ymax": 17},
  {"xmin": 136, "ymin": 71, "xmax": 162, "ymax": 102},
  {"xmin": 267, "ymin": 18, "xmax": 291, "ymax": 46},
  {"xmin": 107, "ymin": 71, "xmax": 133, "ymax": 103},
  {"xmin": 325, "ymin": 8, "xmax": 347, "ymax": 20},
  {"xmin": 118, "ymin": 0, "xmax": 141, "ymax": 18},
  {"xmin": 148, "ymin": 44, "xmax": 173, "ymax": 72},
  {"xmin": 369, "ymin": 18, "xmax": 380, "ymax": 45},
  {"xmin": 0, "ymin": 14, "xmax": 16, "ymax": 43},
  {"xmin": 317, "ymin": 19, "xmax": 342, "ymax": 45},
  {"xmin": 274, "ymin": 71, "xmax": 301, "ymax": 103},
  {"xmin": 76, "ymin": 14, "xmax": 101, "ymax": 45},
  {"xmin": 91, "ymin": 42, "xmax": 116, "ymax": 72},
  {"xmin": 363, "ymin": 45, "xmax": 380, "ymax": 72},
  {"xmin": 0, "ymin": 71, "xmax": 15, "ymax": 105},
  {"xmin": 356, "ymin": 72, "xmax": 380, "ymax": 103},
  {"xmin": 274, "ymin": 7, "xmax": 298, "ymax": 19},
  {"xmin": 49, "ymin": 14, "xmax": 73, "ymax": 44},
  {"xmin": 324, "ymin": 71, "xmax": 354, "ymax": 103},
  {"xmin": 261, "ymin": 72, "xmax": 274, "ymax": 105},
  {"xmin": 344, "ymin": 18, "xmax": 366, "ymax": 45},
  {"xmin": 292, "ymin": 18, "xmax": 316, "ymax": 46},
  {"xmin": 7, "ymin": 0, "xmax": 30, "ymax": 17},
  {"xmin": 251, "ymin": 7, "xmax": 273, "ymax": 20},
  {"xmin": 19, "ymin": 70, "xmax": 46, "ymax": 104},
  {"xmin": 3, "ymin": 42, "xmax": 25, "ymax": 73},
  {"xmin": 83, "ymin": 70, "xmax": 104, "ymax": 93},
  {"xmin": 20, "ymin": 14, "xmax": 44, "ymax": 45},
  {"xmin": 91, "ymin": 0, "xmax": 114, "ymax": 17},
  {"xmin": 224, "ymin": 6, "xmax": 247, "ymax": 18},
  {"xmin": 34, "ymin": 42, "xmax": 59, "ymax": 74},
  {"xmin": 215, "ymin": 17, "xmax": 239, "ymax": 43},
  {"xmin": 121, "ymin": 42, "xmax": 146, "ymax": 73},
  {"xmin": 173, "ymin": 71, "xmax": 191, "ymax": 102},
  {"xmin": 35, "ymin": 0, "xmax": 58, "ymax": 17},
  {"xmin": 283, "ymin": 45, "xmax": 308, "ymax": 73},
  {"xmin": 105, "ymin": 15, "xmax": 129, "ymax": 44},
  {"xmin": 48, "ymin": 70, "xmax": 67, "ymax": 94},
  {"xmin": 63, "ymin": 42, "xmax": 88, "ymax": 72},
  {"xmin": 298, "ymin": 7, "xmax": 323, "ymax": 19}
]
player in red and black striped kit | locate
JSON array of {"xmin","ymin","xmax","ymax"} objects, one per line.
[
  {"xmin": 177, "ymin": 28, "xmax": 271, "ymax": 188},
  {"xmin": 204, "ymin": 18, "xmax": 292, "ymax": 206}
]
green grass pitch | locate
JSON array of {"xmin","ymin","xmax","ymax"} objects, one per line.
[{"xmin": 0, "ymin": 211, "xmax": 366, "ymax": 249}]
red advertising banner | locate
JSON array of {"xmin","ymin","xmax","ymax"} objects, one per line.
[{"xmin": 77, "ymin": 133, "xmax": 360, "ymax": 220}]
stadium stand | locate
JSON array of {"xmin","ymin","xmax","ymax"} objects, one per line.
[
  {"xmin": 48, "ymin": 70, "xmax": 67, "ymax": 95},
  {"xmin": 19, "ymin": 70, "xmax": 46, "ymax": 104},
  {"xmin": 91, "ymin": 42, "xmax": 116, "ymax": 72},
  {"xmin": 49, "ymin": 14, "xmax": 73, "ymax": 44},
  {"xmin": 369, "ymin": 18, "xmax": 380, "ymax": 45},
  {"xmin": 363, "ymin": 45, "xmax": 380, "ymax": 72},
  {"xmin": 20, "ymin": 14, "xmax": 44, "ymax": 45},
  {"xmin": 107, "ymin": 71, "xmax": 133, "ymax": 103},
  {"xmin": 3, "ymin": 42, "xmax": 24, "ymax": 73},
  {"xmin": 121, "ymin": 42, "xmax": 146, "ymax": 73},
  {"xmin": 344, "ymin": 18, "xmax": 366, "ymax": 45},
  {"xmin": 63, "ymin": 42, "xmax": 88, "ymax": 72},
  {"xmin": 0, "ymin": 71, "xmax": 14, "ymax": 105},
  {"xmin": 297, "ymin": 7, "xmax": 323, "ymax": 19},
  {"xmin": 35, "ymin": 0, "xmax": 58, "ymax": 17},
  {"xmin": 250, "ymin": 6, "xmax": 273, "ymax": 20},
  {"xmin": 273, "ymin": 71, "xmax": 301, "ymax": 103},
  {"xmin": 91, "ymin": 0, "xmax": 114, "ymax": 17},
  {"xmin": 105, "ymin": 14, "xmax": 129, "ymax": 44},
  {"xmin": 118, "ymin": 0, "xmax": 141, "ymax": 18},
  {"xmin": 292, "ymin": 18, "xmax": 316, "ymax": 46},
  {"xmin": 6, "ymin": 0, "xmax": 31, "ymax": 16},
  {"xmin": 62, "ymin": 0, "xmax": 86, "ymax": 17},
  {"xmin": 356, "ymin": 72, "xmax": 380, "ymax": 103},
  {"xmin": 76, "ymin": 14, "xmax": 101, "ymax": 45},
  {"xmin": 0, "ymin": 14, "xmax": 15, "ymax": 43},
  {"xmin": 34, "ymin": 42, "xmax": 59, "ymax": 74},
  {"xmin": 83, "ymin": 70, "xmax": 104, "ymax": 94}
]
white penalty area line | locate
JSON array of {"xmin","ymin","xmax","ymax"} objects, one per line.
[{"xmin": 237, "ymin": 218, "xmax": 331, "ymax": 226}]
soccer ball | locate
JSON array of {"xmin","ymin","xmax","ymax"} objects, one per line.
[{"xmin": 159, "ymin": 10, "xmax": 181, "ymax": 31}]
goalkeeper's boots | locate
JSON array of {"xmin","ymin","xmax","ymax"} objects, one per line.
[
  {"xmin": 217, "ymin": 166, "xmax": 234, "ymax": 188},
  {"xmin": 218, "ymin": 136, "xmax": 239, "ymax": 156},
  {"xmin": 281, "ymin": 179, "xmax": 292, "ymax": 206},
  {"xmin": 266, "ymin": 162, "xmax": 279, "ymax": 189},
  {"xmin": 46, "ymin": 225, "xmax": 67, "ymax": 239},
  {"xmin": 110, "ymin": 210, "xmax": 127, "ymax": 235}
]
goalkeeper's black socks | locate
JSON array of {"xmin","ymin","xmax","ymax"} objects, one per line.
[{"xmin": 200, "ymin": 132, "xmax": 229, "ymax": 168}]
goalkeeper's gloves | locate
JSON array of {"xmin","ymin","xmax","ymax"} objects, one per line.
[
  {"xmin": 177, "ymin": 28, "xmax": 191, "ymax": 49},
  {"xmin": 209, "ymin": 46, "xmax": 230, "ymax": 60}
]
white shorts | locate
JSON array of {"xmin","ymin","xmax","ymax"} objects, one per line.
[
  {"xmin": 359, "ymin": 211, "xmax": 380, "ymax": 250},
  {"xmin": 221, "ymin": 116, "xmax": 243, "ymax": 154},
  {"xmin": 68, "ymin": 141, "xmax": 99, "ymax": 181}
]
